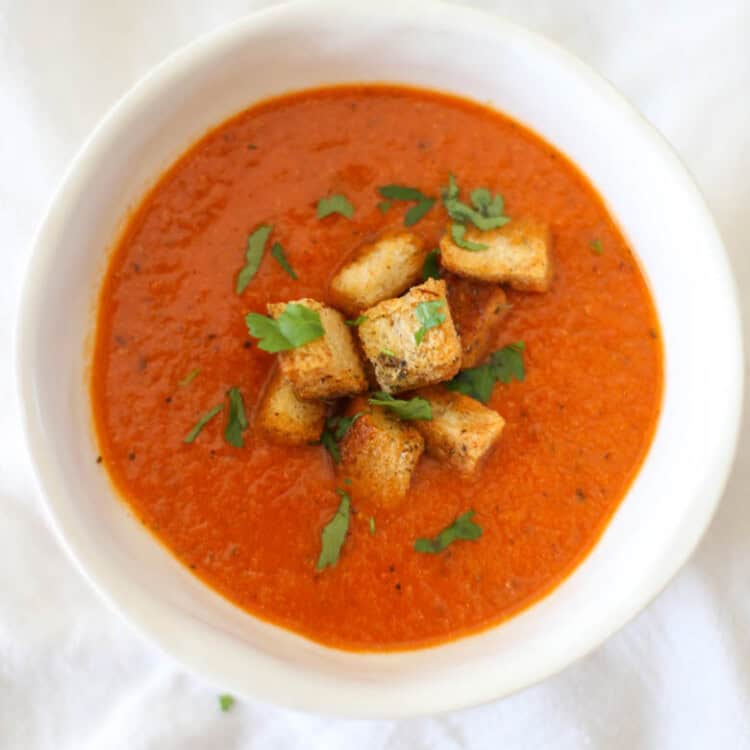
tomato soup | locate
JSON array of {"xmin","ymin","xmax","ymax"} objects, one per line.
[{"xmin": 91, "ymin": 85, "xmax": 662, "ymax": 650}]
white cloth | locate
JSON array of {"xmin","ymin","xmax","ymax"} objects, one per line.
[{"xmin": 2, "ymin": 1, "xmax": 749, "ymax": 747}]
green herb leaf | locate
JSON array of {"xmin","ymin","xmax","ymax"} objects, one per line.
[
  {"xmin": 317, "ymin": 194, "xmax": 354, "ymax": 219},
  {"xmin": 178, "ymin": 367, "xmax": 201, "ymax": 387},
  {"xmin": 270, "ymin": 242, "xmax": 298, "ymax": 279},
  {"xmin": 442, "ymin": 173, "xmax": 459, "ymax": 201},
  {"xmin": 405, "ymin": 198, "xmax": 436, "ymax": 226},
  {"xmin": 442, "ymin": 176, "xmax": 510, "ymax": 232},
  {"xmin": 219, "ymin": 694, "xmax": 235, "ymax": 712},
  {"xmin": 368, "ymin": 392, "xmax": 432, "ymax": 421},
  {"xmin": 319, "ymin": 413, "xmax": 363, "ymax": 463},
  {"xmin": 446, "ymin": 342, "xmax": 525, "ymax": 403},
  {"xmin": 369, "ymin": 517, "xmax": 376, "ymax": 536},
  {"xmin": 451, "ymin": 223, "xmax": 488, "ymax": 251},
  {"xmin": 414, "ymin": 510, "xmax": 482, "ymax": 553},
  {"xmin": 345, "ymin": 315, "xmax": 368, "ymax": 327},
  {"xmin": 245, "ymin": 303, "xmax": 324, "ymax": 353},
  {"xmin": 183, "ymin": 403, "xmax": 223, "ymax": 443},
  {"xmin": 236, "ymin": 224, "xmax": 272, "ymax": 294},
  {"xmin": 377, "ymin": 200, "xmax": 392, "ymax": 213},
  {"xmin": 316, "ymin": 489, "xmax": 351, "ymax": 570},
  {"xmin": 414, "ymin": 300, "xmax": 446, "ymax": 344},
  {"xmin": 224, "ymin": 387, "xmax": 248, "ymax": 448},
  {"xmin": 591, "ymin": 238, "xmax": 604, "ymax": 255},
  {"xmin": 380, "ymin": 348, "xmax": 396, "ymax": 357},
  {"xmin": 422, "ymin": 249, "xmax": 441, "ymax": 280}
]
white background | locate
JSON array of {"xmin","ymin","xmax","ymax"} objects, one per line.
[{"xmin": 2, "ymin": 1, "xmax": 749, "ymax": 747}]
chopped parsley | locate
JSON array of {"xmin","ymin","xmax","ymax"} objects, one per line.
[
  {"xmin": 218, "ymin": 694, "xmax": 235, "ymax": 712},
  {"xmin": 450, "ymin": 223, "xmax": 488, "ymax": 251},
  {"xmin": 380, "ymin": 348, "xmax": 396, "ymax": 357},
  {"xmin": 591, "ymin": 238, "xmax": 604, "ymax": 254},
  {"xmin": 368, "ymin": 392, "xmax": 432, "ymax": 421},
  {"xmin": 245, "ymin": 303, "xmax": 324, "ymax": 353},
  {"xmin": 377, "ymin": 184, "xmax": 436, "ymax": 227},
  {"xmin": 224, "ymin": 387, "xmax": 248, "ymax": 448},
  {"xmin": 422, "ymin": 249, "xmax": 441, "ymax": 280},
  {"xmin": 316, "ymin": 489, "xmax": 351, "ymax": 570},
  {"xmin": 446, "ymin": 342, "xmax": 525, "ymax": 403},
  {"xmin": 183, "ymin": 403, "xmax": 223, "ymax": 443},
  {"xmin": 441, "ymin": 174, "xmax": 510, "ymax": 232},
  {"xmin": 377, "ymin": 200, "xmax": 392, "ymax": 213},
  {"xmin": 414, "ymin": 300, "xmax": 446, "ymax": 344},
  {"xmin": 369, "ymin": 517, "xmax": 376, "ymax": 536},
  {"xmin": 345, "ymin": 315, "xmax": 368, "ymax": 327},
  {"xmin": 414, "ymin": 510, "xmax": 482, "ymax": 553},
  {"xmin": 236, "ymin": 224, "xmax": 272, "ymax": 293},
  {"xmin": 270, "ymin": 241, "xmax": 298, "ymax": 279},
  {"xmin": 319, "ymin": 412, "xmax": 363, "ymax": 463},
  {"xmin": 178, "ymin": 367, "xmax": 200, "ymax": 387},
  {"xmin": 317, "ymin": 194, "xmax": 354, "ymax": 219}
]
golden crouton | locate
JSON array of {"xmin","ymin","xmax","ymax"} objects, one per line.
[
  {"xmin": 268, "ymin": 298, "xmax": 367, "ymax": 400},
  {"xmin": 439, "ymin": 218, "xmax": 551, "ymax": 291},
  {"xmin": 414, "ymin": 387, "xmax": 505, "ymax": 474},
  {"xmin": 357, "ymin": 278, "xmax": 462, "ymax": 393},
  {"xmin": 255, "ymin": 366, "xmax": 327, "ymax": 445},
  {"xmin": 330, "ymin": 232, "xmax": 427, "ymax": 316},
  {"xmin": 338, "ymin": 398, "xmax": 424, "ymax": 508}
]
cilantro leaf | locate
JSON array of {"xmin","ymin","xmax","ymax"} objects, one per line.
[
  {"xmin": 236, "ymin": 224, "xmax": 272, "ymax": 293},
  {"xmin": 405, "ymin": 197, "xmax": 436, "ymax": 226},
  {"xmin": 591, "ymin": 238, "xmax": 604, "ymax": 255},
  {"xmin": 451, "ymin": 223, "xmax": 488, "ymax": 251},
  {"xmin": 270, "ymin": 241, "xmax": 298, "ymax": 279},
  {"xmin": 414, "ymin": 300, "xmax": 446, "ymax": 344},
  {"xmin": 422, "ymin": 249, "xmax": 441, "ymax": 280},
  {"xmin": 441, "ymin": 175, "xmax": 510, "ymax": 232},
  {"xmin": 345, "ymin": 315, "xmax": 368, "ymax": 327},
  {"xmin": 183, "ymin": 403, "xmax": 223, "ymax": 443},
  {"xmin": 219, "ymin": 694, "xmax": 235, "ymax": 712},
  {"xmin": 178, "ymin": 367, "xmax": 200, "ymax": 387},
  {"xmin": 319, "ymin": 413, "xmax": 363, "ymax": 463},
  {"xmin": 446, "ymin": 342, "xmax": 525, "ymax": 403},
  {"xmin": 245, "ymin": 303, "xmax": 324, "ymax": 353},
  {"xmin": 317, "ymin": 194, "xmax": 354, "ymax": 219},
  {"xmin": 224, "ymin": 387, "xmax": 248, "ymax": 448},
  {"xmin": 316, "ymin": 489, "xmax": 351, "ymax": 570},
  {"xmin": 377, "ymin": 200, "xmax": 392, "ymax": 213},
  {"xmin": 414, "ymin": 510, "xmax": 482, "ymax": 553},
  {"xmin": 368, "ymin": 392, "xmax": 432, "ymax": 420},
  {"xmin": 377, "ymin": 184, "xmax": 436, "ymax": 226}
]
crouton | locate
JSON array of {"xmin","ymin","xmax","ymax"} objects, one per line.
[
  {"xmin": 330, "ymin": 232, "xmax": 427, "ymax": 316},
  {"xmin": 439, "ymin": 217, "xmax": 551, "ymax": 291},
  {"xmin": 414, "ymin": 387, "xmax": 505, "ymax": 474},
  {"xmin": 357, "ymin": 278, "xmax": 462, "ymax": 393},
  {"xmin": 446, "ymin": 274, "xmax": 510, "ymax": 368},
  {"xmin": 255, "ymin": 366, "xmax": 327, "ymax": 445},
  {"xmin": 338, "ymin": 398, "xmax": 424, "ymax": 508},
  {"xmin": 268, "ymin": 298, "xmax": 368, "ymax": 400}
]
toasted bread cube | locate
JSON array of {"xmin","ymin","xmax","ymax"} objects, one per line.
[
  {"xmin": 330, "ymin": 232, "xmax": 427, "ymax": 316},
  {"xmin": 255, "ymin": 366, "xmax": 326, "ymax": 445},
  {"xmin": 440, "ymin": 218, "xmax": 551, "ymax": 291},
  {"xmin": 446, "ymin": 274, "xmax": 510, "ymax": 368},
  {"xmin": 268, "ymin": 298, "xmax": 367, "ymax": 400},
  {"xmin": 415, "ymin": 387, "xmax": 505, "ymax": 474},
  {"xmin": 338, "ymin": 398, "xmax": 424, "ymax": 508},
  {"xmin": 357, "ymin": 279, "xmax": 462, "ymax": 393}
]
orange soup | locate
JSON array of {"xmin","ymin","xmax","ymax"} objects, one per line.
[{"xmin": 92, "ymin": 85, "xmax": 662, "ymax": 650}]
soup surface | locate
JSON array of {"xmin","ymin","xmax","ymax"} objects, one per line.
[{"xmin": 92, "ymin": 85, "xmax": 662, "ymax": 650}]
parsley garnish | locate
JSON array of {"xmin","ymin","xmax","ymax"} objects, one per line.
[
  {"xmin": 446, "ymin": 342, "xmax": 525, "ymax": 403},
  {"xmin": 178, "ymin": 367, "xmax": 200, "ymax": 387},
  {"xmin": 591, "ymin": 238, "xmax": 604, "ymax": 254},
  {"xmin": 450, "ymin": 223, "xmax": 488, "ymax": 251},
  {"xmin": 377, "ymin": 184, "xmax": 436, "ymax": 227},
  {"xmin": 441, "ymin": 174, "xmax": 510, "ymax": 232},
  {"xmin": 422, "ymin": 249, "xmax": 441, "ymax": 280},
  {"xmin": 224, "ymin": 387, "xmax": 248, "ymax": 448},
  {"xmin": 345, "ymin": 315, "xmax": 368, "ymax": 327},
  {"xmin": 183, "ymin": 403, "xmax": 223, "ymax": 443},
  {"xmin": 368, "ymin": 392, "xmax": 432, "ymax": 420},
  {"xmin": 270, "ymin": 242, "xmax": 298, "ymax": 279},
  {"xmin": 414, "ymin": 300, "xmax": 446, "ymax": 344},
  {"xmin": 316, "ymin": 489, "xmax": 351, "ymax": 570},
  {"xmin": 236, "ymin": 224, "xmax": 272, "ymax": 293},
  {"xmin": 219, "ymin": 694, "xmax": 235, "ymax": 712},
  {"xmin": 369, "ymin": 517, "xmax": 376, "ymax": 536},
  {"xmin": 380, "ymin": 348, "xmax": 396, "ymax": 357},
  {"xmin": 414, "ymin": 510, "xmax": 482, "ymax": 553},
  {"xmin": 377, "ymin": 200, "xmax": 392, "ymax": 213},
  {"xmin": 320, "ymin": 413, "xmax": 363, "ymax": 463},
  {"xmin": 245, "ymin": 303, "xmax": 324, "ymax": 353},
  {"xmin": 317, "ymin": 194, "xmax": 354, "ymax": 219}
]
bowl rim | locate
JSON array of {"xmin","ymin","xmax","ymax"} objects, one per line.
[{"xmin": 15, "ymin": 0, "xmax": 744, "ymax": 717}]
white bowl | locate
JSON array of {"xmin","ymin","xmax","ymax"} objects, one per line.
[{"xmin": 16, "ymin": 0, "xmax": 743, "ymax": 717}]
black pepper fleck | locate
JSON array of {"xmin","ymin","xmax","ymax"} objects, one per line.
[
  {"xmin": 95, "ymin": 455, "xmax": 102, "ymax": 464},
  {"xmin": 243, "ymin": 340, "xmax": 252, "ymax": 349},
  {"xmin": 395, "ymin": 583, "xmax": 402, "ymax": 591},
  {"xmin": 576, "ymin": 488, "xmax": 586, "ymax": 501},
  {"xmin": 388, "ymin": 565, "xmax": 395, "ymax": 573},
  {"xmin": 165, "ymin": 396, "xmax": 172, "ymax": 404},
  {"xmin": 128, "ymin": 452, "xmax": 136, "ymax": 461}
]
